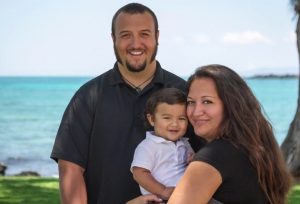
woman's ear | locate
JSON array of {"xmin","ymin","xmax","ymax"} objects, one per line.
[{"xmin": 147, "ymin": 113, "xmax": 155, "ymax": 127}]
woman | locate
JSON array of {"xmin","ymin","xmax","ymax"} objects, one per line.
[{"xmin": 168, "ymin": 64, "xmax": 292, "ymax": 204}]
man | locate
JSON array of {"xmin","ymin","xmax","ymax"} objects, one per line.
[{"xmin": 51, "ymin": 3, "xmax": 202, "ymax": 203}]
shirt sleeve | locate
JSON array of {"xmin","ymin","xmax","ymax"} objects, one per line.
[
  {"xmin": 130, "ymin": 140, "xmax": 156, "ymax": 172},
  {"xmin": 50, "ymin": 86, "xmax": 96, "ymax": 169}
]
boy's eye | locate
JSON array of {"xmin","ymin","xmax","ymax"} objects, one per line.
[{"xmin": 179, "ymin": 117, "xmax": 187, "ymax": 121}]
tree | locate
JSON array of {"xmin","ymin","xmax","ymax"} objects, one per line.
[{"xmin": 281, "ymin": 0, "xmax": 300, "ymax": 178}]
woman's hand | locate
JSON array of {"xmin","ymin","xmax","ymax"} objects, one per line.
[{"xmin": 126, "ymin": 194, "xmax": 163, "ymax": 204}]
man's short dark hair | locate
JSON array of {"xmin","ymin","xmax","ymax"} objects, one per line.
[{"xmin": 111, "ymin": 3, "xmax": 159, "ymax": 37}]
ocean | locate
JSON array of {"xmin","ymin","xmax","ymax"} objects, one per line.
[{"xmin": 0, "ymin": 76, "xmax": 298, "ymax": 177}]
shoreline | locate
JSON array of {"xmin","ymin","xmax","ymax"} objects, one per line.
[
  {"xmin": 0, "ymin": 160, "xmax": 58, "ymax": 178},
  {"xmin": 246, "ymin": 74, "xmax": 299, "ymax": 79}
]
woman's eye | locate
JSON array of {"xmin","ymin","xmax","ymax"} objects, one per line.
[
  {"xmin": 203, "ymin": 100, "xmax": 212, "ymax": 104},
  {"xmin": 187, "ymin": 101, "xmax": 194, "ymax": 105}
]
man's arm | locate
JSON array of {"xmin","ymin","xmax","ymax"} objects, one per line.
[
  {"xmin": 58, "ymin": 159, "xmax": 87, "ymax": 204},
  {"xmin": 132, "ymin": 166, "xmax": 174, "ymax": 200}
]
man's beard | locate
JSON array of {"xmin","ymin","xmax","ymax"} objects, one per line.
[{"xmin": 113, "ymin": 43, "xmax": 158, "ymax": 73}]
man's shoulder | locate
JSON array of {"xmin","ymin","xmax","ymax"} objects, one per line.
[
  {"xmin": 159, "ymin": 68, "xmax": 187, "ymax": 92},
  {"xmin": 76, "ymin": 69, "xmax": 113, "ymax": 93},
  {"xmin": 161, "ymin": 68, "xmax": 185, "ymax": 82},
  {"xmin": 68, "ymin": 68, "xmax": 114, "ymax": 107},
  {"xmin": 83, "ymin": 69, "xmax": 112, "ymax": 87}
]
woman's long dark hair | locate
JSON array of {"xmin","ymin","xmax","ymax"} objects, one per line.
[{"xmin": 187, "ymin": 64, "xmax": 292, "ymax": 204}]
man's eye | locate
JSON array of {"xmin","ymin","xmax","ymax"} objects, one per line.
[
  {"xmin": 120, "ymin": 34, "xmax": 130, "ymax": 38},
  {"xmin": 141, "ymin": 33, "xmax": 150, "ymax": 37}
]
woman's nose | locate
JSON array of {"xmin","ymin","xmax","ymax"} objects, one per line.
[{"xmin": 193, "ymin": 103, "xmax": 205, "ymax": 116}]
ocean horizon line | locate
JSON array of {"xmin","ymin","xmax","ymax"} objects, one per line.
[{"xmin": 0, "ymin": 73, "xmax": 299, "ymax": 79}]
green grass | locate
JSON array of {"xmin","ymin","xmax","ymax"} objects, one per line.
[
  {"xmin": 0, "ymin": 176, "xmax": 299, "ymax": 204},
  {"xmin": 0, "ymin": 176, "xmax": 59, "ymax": 204},
  {"xmin": 289, "ymin": 184, "xmax": 300, "ymax": 204}
]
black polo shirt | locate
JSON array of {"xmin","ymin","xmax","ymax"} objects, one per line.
[{"xmin": 51, "ymin": 61, "xmax": 203, "ymax": 203}]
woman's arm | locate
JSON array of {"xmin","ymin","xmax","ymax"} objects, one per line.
[
  {"xmin": 58, "ymin": 159, "xmax": 87, "ymax": 204},
  {"xmin": 168, "ymin": 161, "xmax": 222, "ymax": 204},
  {"xmin": 132, "ymin": 166, "xmax": 174, "ymax": 200}
]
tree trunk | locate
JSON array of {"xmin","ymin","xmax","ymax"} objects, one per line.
[{"xmin": 281, "ymin": 16, "xmax": 300, "ymax": 177}]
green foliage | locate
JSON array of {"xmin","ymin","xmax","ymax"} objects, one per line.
[
  {"xmin": 0, "ymin": 176, "xmax": 59, "ymax": 204},
  {"xmin": 0, "ymin": 176, "xmax": 299, "ymax": 204},
  {"xmin": 289, "ymin": 184, "xmax": 300, "ymax": 204}
]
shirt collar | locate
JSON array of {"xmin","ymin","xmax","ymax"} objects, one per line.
[
  {"xmin": 145, "ymin": 131, "xmax": 189, "ymax": 144},
  {"xmin": 146, "ymin": 131, "xmax": 168, "ymax": 143},
  {"xmin": 109, "ymin": 61, "xmax": 165, "ymax": 86}
]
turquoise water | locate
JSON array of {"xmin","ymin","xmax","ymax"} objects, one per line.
[{"xmin": 0, "ymin": 77, "xmax": 298, "ymax": 176}]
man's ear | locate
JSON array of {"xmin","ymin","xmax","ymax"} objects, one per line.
[
  {"xmin": 111, "ymin": 33, "xmax": 116, "ymax": 42},
  {"xmin": 156, "ymin": 30, "xmax": 159, "ymax": 45}
]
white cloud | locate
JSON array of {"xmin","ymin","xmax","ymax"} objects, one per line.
[
  {"xmin": 193, "ymin": 34, "xmax": 210, "ymax": 44},
  {"xmin": 283, "ymin": 31, "xmax": 296, "ymax": 43},
  {"xmin": 169, "ymin": 36, "xmax": 185, "ymax": 45},
  {"xmin": 222, "ymin": 31, "xmax": 271, "ymax": 44}
]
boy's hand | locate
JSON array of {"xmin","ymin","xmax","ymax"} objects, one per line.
[
  {"xmin": 160, "ymin": 186, "xmax": 175, "ymax": 200},
  {"xmin": 187, "ymin": 152, "xmax": 195, "ymax": 163},
  {"xmin": 126, "ymin": 194, "xmax": 163, "ymax": 204}
]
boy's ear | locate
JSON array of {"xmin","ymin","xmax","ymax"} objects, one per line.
[{"xmin": 146, "ymin": 114, "xmax": 155, "ymax": 127}]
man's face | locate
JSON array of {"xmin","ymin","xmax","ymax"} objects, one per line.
[{"xmin": 112, "ymin": 12, "xmax": 158, "ymax": 72}]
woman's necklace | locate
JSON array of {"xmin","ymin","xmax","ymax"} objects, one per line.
[{"xmin": 122, "ymin": 74, "xmax": 155, "ymax": 93}]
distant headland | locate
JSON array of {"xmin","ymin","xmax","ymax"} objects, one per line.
[{"xmin": 246, "ymin": 74, "xmax": 299, "ymax": 79}]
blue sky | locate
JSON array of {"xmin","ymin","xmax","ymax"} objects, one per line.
[{"xmin": 0, "ymin": 0, "xmax": 298, "ymax": 77}]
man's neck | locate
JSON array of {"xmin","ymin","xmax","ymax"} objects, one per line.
[{"xmin": 118, "ymin": 61, "xmax": 157, "ymax": 90}]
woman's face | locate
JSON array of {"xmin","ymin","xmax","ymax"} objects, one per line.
[{"xmin": 187, "ymin": 78, "xmax": 224, "ymax": 142}]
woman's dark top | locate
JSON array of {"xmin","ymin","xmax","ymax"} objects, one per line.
[{"xmin": 193, "ymin": 138, "xmax": 267, "ymax": 204}]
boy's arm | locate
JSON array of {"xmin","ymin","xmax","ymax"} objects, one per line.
[{"xmin": 132, "ymin": 166, "xmax": 174, "ymax": 200}]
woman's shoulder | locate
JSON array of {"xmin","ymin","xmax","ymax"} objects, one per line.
[
  {"xmin": 193, "ymin": 138, "xmax": 251, "ymax": 179},
  {"xmin": 196, "ymin": 138, "xmax": 237, "ymax": 156},
  {"xmin": 194, "ymin": 139, "xmax": 242, "ymax": 167}
]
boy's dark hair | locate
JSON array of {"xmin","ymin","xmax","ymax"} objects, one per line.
[{"xmin": 144, "ymin": 88, "xmax": 187, "ymax": 129}]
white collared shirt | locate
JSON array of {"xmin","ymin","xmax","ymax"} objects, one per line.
[{"xmin": 131, "ymin": 131, "xmax": 194, "ymax": 195}]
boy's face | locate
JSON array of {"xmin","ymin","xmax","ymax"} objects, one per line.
[{"xmin": 147, "ymin": 103, "xmax": 188, "ymax": 142}]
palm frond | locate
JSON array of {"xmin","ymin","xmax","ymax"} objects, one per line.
[{"xmin": 291, "ymin": 0, "xmax": 300, "ymax": 14}]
